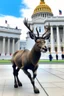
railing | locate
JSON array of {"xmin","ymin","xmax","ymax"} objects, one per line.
[
  {"xmin": 0, "ymin": 26, "xmax": 21, "ymax": 34},
  {"xmin": 45, "ymin": 16, "xmax": 64, "ymax": 21}
]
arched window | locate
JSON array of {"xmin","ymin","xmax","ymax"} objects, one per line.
[{"xmin": 39, "ymin": 27, "xmax": 41, "ymax": 32}]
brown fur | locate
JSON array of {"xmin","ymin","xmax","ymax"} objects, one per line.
[
  {"xmin": 11, "ymin": 38, "xmax": 47, "ymax": 70},
  {"xmin": 11, "ymin": 43, "xmax": 41, "ymax": 69},
  {"xmin": 12, "ymin": 50, "xmax": 29, "ymax": 68}
]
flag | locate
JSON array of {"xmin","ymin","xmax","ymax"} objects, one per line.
[
  {"xmin": 59, "ymin": 10, "xmax": 62, "ymax": 15},
  {"xmin": 5, "ymin": 20, "xmax": 7, "ymax": 24}
]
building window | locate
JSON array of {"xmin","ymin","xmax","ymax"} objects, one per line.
[
  {"xmin": 55, "ymin": 47, "xmax": 57, "ymax": 52},
  {"xmin": 49, "ymin": 39, "xmax": 50, "ymax": 42},
  {"xmin": 45, "ymin": 14, "xmax": 46, "ymax": 17},
  {"xmin": 48, "ymin": 47, "xmax": 51, "ymax": 52},
  {"xmin": 61, "ymin": 39, "xmax": 62, "ymax": 42},
  {"xmin": 39, "ymin": 27, "xmax": 41, "ymax": 32},
  {"xmin": 55, "ymin": 39, "xmax": 56, "ymax": 42},
  {"xmin": 61, "ymin": 47, "xmax": 63, "ymax": 52}
]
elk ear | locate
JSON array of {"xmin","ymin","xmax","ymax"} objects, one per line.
[{"xmin": 28, "ymin": 32, "xmax": 36, "ymax": 40}]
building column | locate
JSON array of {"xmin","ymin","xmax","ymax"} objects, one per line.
[
  {"xmin": 63, "ymin": 26, "xmax": 64, "ymax": 52},
  {"xmin": 56, "ymin": 26, "xmax": 61, "ymax": 53},
  {"xmin": 50, "ymin": 26, "xmax": 55, "ymax": 53},
  {"xmin": 12, "ymin": 38, "xmax": 15, "ymax": 54},
  {"xmin": 2, "ymin": 37, "xmax": 5, "ymax": 55},
  {"xmin": 17, "ymin": 39, "xmax": 20, "ymax": 50},
  {"xmin": 7, "ymin": 38, "xmax": 10, "ymax": 55}
]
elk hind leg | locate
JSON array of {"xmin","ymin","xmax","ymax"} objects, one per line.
[
  {"xmin": 12, "ymin": 63, "xmax": 18, "ymax": 88},
  {"xmin": 16, "ymin": 67, "xmax": 22, "ymax": 87}
]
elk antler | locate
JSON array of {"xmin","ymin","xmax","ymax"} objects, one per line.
[
  {"xmin": 29, "ymin": 32, "xmax": 36, "ymax": 40},
  {"xmin": 24, "ymin": 18, "xmax": 37, "ymax": 40},
  {"xmin": 42, "ymin": 23, "xmax": 50, "ymax": 39},
  {"xmin": 36, "ymin": 27, "xmax": 39, "ymax": 37},
  {"xmin": 23, "ymin": 18, "xmax": 33, "ymax": 32},
  {"xmin": 44, "ymin": 23, "xmax": 50, "ymax": 32}
]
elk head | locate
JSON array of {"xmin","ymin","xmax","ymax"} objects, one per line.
[{"xmin": 23, "ymin": 18, "xmax": 50, "ymax": 53}]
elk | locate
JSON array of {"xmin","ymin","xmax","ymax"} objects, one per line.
[{"xmin": 11, "ymin": 18, "xmax": 50, "ymax": 94}]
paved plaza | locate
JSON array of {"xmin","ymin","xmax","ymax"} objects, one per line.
[{"xmin": 0, "ymin": 64, "xmax": 64, "ymax": 96}]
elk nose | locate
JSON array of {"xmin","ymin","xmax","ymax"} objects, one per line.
[{"xmin": 44, "ymin": 46, "xmax": 47, "ymax": 52}]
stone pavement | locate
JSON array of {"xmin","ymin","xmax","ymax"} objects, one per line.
[{"xmin": 0, "ymin": 64, "xmax": 64, "ymax": 96}]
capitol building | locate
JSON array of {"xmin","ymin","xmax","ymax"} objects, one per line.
[
  {"xmin": 0, "ymin": 0, "xmax": 64, "ymax": 60},
  {"xmin": 26, "ymin": 0, "xmax": 64, "ymax": 59}
]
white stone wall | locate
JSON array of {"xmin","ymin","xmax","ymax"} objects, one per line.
[
  {"xmin": 26, "ymin": 37, "xmax": 35, "ymax": 50},
  {"xmin": 0, "ymin": 26, "xmax": 21, "ymax": 59}
]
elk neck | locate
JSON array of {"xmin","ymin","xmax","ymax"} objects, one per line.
[{"xmin": 29, "ymin": 44, "xmax": 41, "ymax": 65}]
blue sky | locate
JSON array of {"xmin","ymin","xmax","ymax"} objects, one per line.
[
  {"xmin": 0, "ymin": 0, "xmax": 27, "ymax": 17},
  {"xmin": 0, "ymin": 0, "xmax": 64, "ymax": 40},
  {"xmin": 0, "ymin": 0, "xmax": 64, "ymax": 18}
]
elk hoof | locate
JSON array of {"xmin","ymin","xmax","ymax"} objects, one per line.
[
  {"xmin": 34, "ymin": 88, "xmax": 40, "ymax": 94},
  {"xmin": 18, "ymin": 82, "xmax": 22, "ymax": 87},
  {"xmin": 14, "ymin": 84, "xmax": 18, "ymax": 88}
]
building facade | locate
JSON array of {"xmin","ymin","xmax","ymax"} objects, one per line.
[
  {"xmin": 0, "ymin": 26, "xmax": 21, "ymax": 59},
  {"xmin": 20, "ymin": 40, "xmax": 26, "ymax": 50},
  {"xmin": 26, "ymin": 0, "xmax": 64, "ymax": 59}
]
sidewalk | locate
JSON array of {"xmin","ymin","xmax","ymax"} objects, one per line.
[{"xmin": 0, "ymin": 64, "xmax": 64, "ymax": 96}]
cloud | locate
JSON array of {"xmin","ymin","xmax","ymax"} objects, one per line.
[
  {"xmin": 21, "ymin": 0, "xmax": 64, "ymax": 17},
  {"xmin": 20, "ymin": 0, "xmax": 40, "ymax": 19},
  {"xmin": 45, "ymin": 0, "xmax": 64, "ymax": 16},
  {"xmin": 0, "ymin": 0, "xmax": 64, "ymax": 40},
  {"xmin": 0, "ymin": 0, "xmax": 40, "ymax": 40},
  {"xmin": 0, "ymin": 15, "xmax": 29, "ymax": 40}
]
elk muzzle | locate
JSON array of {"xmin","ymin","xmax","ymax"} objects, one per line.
[{"xmin": 40, "ymin": 46, "xmax": 47, "ymax": 53}]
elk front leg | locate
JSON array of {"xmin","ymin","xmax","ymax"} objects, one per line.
[
  {"xmin": 33, "ymin": 70, "xmax": 40, "ymax": 93},
  {"xmin": 23, "ymin": 69, "xmax": 39, "ymax": 94}
]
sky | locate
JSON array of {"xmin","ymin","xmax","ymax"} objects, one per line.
[{"xmin": 0, "ymin": 0, "xmax": 64, "ymax": 40}]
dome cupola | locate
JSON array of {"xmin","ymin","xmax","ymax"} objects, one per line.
[{"xmin": 32, "ymin": 0, "xmax": 53, "ymax": 19}]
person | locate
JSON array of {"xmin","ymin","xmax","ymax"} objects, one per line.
[
  {"xmin": 49, "ymin": 54, "xmax": 53, "ymax": 61},
  {"xmin": 56, "ymin": 54, "xmax": 58, "ymax": 60},
  {"xmin": 61, "ymin": 54, "xmax": 64, "ymax": 60}
]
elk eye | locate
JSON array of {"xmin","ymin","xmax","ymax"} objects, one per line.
[
  {"xmin": 37, "ymin": 41, "xmax": 40, "ymax": 43},
  {"xmin": 44, "ymin": 41, "xmax": 45, "ymax": 43},
  {"xmin": 36, "ymin": 39, "xmax": 40, "ymax": 42}
]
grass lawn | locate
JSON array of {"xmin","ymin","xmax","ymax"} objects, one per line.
[
  {"xmin": 39, "ymin": 59, "xmax": 64, "ymax": 63},
  {"xmin": 0, "ymin": 59, "xmax": 64, "ymax": 64},
  {"xmin": 0, "ymin": 60, "xmax": 11, "ymax": 64}
]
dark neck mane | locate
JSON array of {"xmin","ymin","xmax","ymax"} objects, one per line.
[{"xmin": 29, "ymin": 44, "xmax": 41, "ymax": 65}]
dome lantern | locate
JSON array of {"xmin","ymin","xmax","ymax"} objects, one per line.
[{"xmin": 40, "ymin": 0, "xmax": 45, "ymax": 4}]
